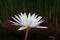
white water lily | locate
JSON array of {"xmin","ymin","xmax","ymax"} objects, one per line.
[{"xmin": 10, "ymin": 12, "xmax": 48, "ymax": 30}]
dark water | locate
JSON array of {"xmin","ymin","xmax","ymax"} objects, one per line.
[
  {"xmin": 0, "ymin": 27, "xmax": 57, "ymax": 40},
  {"xmin": 0, "ymin": 23, "xmax": 60, "ymax": 40},
  {"xmin": 0, "ymin": 25, "xmax": 47, "ymax": 40}
]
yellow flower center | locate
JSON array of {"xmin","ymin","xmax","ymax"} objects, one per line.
[{"xmin": 26, "ymin": 26, "xmax": 30, "ymax": 30}]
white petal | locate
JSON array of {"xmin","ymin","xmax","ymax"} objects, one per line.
[
  {"xmin": 18, "ymin": 14, "xmax": 22, "ymax": 22},
  {"xmin": 36, "ymin": 16, "xmax": 42, "ymax": 22},
  {"xmin": 20, "ymin": 12, "xmax": 23, "ymax": 16},
  {"xmin": 27, "ymin": 13, "xmax": 31, "ymax": 26},
  {"xmin": 14, "ymin": 15, "xmax": 21, "ymax": 22},
  {"xmin": 35, "ymin": 15, "xmax": 38, "ymax": 18},
  {"xmin": 36, "ymin": 20, "xmax": 44, "ymax": 25},
  {"xmin": 18, "ymin": 26, "xmax": 27, "ymax": 30},
  {"xmin": 30, "ymin": 15, "xmax": 42, "ymax": 27},
  {"xmin": 32, "ymin": 13, "xmax": 35, "ymax": 17},
  {"xmin": 24, "ymin": 12, "xmax": 27, "ymax": 18},
  {"xmin": 10, "ymin": 21, "xmax": 21, "ymax": 25},
  {"xmin": 31, "ymin": 13, "xmax": 35, "ymax": 21},
  {"xmin": 19, "ymin": 13, "xmax": 26, "ymax": 25},
  {"xmin": 17, "ymin": 14, "xmax": 25, "ymax": 25},
  {"xmin": 18, "ymin": 14, "xmax": 20, "ymax": 18},
  {"xmin": 10, "ymin": 21, "xmax": 18, "ymax": 24},
  {"xmin": 35, "ymin": 26, "xmax": 48, "ymax": 28},
  {"xmin": 24, "ymin": 13, "xmax": 27, "ymax": 21},
  {"xmin": 12, "ymin": 17, "xmax": 20, "ymax": 24},
  {"xmin": 23, "ymin": 13, "xmax": 27, "ymax": 25},
  {"xmin": 30, "ymin": 20, "xmax": 44, "ymax": 27},
  {"xmin": 30, "ymin": 13, "xmax": 36, "ymax": 26},
  {"xmin": 23, "ymin": 13, "xmax": 27, "ymax": 24}
]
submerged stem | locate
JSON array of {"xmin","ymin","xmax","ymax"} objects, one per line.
[{"xmin": 24, "ymin": 27, "xmax": 30, "ymax": 40}]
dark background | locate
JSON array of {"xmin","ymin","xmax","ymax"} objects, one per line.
[{"xmin": 0, "ymin": 0, "xmax": 60, "ymax": 40}]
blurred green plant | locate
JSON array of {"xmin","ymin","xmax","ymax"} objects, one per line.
[{"xmin": 0, "ymin": 0, "xmax": 60, "ymax": 29}]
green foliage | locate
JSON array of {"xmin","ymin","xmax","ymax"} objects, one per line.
[{"xmin": 0, "ymin": 0, "xmax": 60, "ymax": 24}]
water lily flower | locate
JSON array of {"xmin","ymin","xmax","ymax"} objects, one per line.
[{"xmin": 10, "ymin": 12, "xmax": 48, "ymax": 30}]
